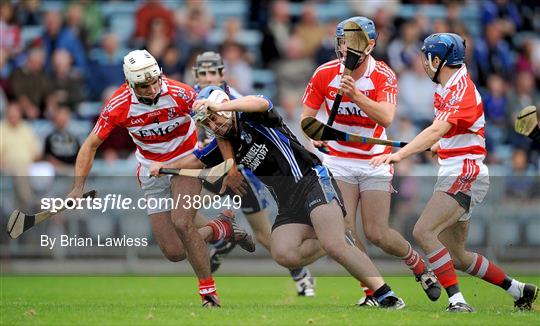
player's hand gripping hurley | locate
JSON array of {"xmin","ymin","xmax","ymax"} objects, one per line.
[
  {"xmin": 302, "ymin": 116, "xmax": 430, "ymax": 151},
  {"xmin": 158, "ymin": 158, "xmax": 234, "ymax": 184},
  {"xmin": 7, "ymin": 190, "xmax": 97, "ymax": 239},
  {"xmin": 327, "ymin": 20, "xmax": 371, "ymax": 126}
]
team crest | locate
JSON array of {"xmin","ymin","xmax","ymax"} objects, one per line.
[
  {"xmin": 241, "ymin": 131, "xmax": 253, "ymax": 144},
  {"xmin": 168, "ymin": 108, "xmax": 178, "ymax": 120}
]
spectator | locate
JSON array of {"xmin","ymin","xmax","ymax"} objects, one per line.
[
  {"xmin": 39, "ymin": 10, "xmax": 87, "ymax": 74},
  {"xmin": 315, "ymin": 21, "xmax": 340, "ymax": 66},
  {"xmin": 76, "ymin": 0, "xmax": 104, "ymax": 49},
  {"xmin": 483, "ymin": 74, "xmax": 508, "ymax": 127},
  {"xmin": 44, "ymin": 105, "xmax": 80, "ymax": 174},
  {"xmin": 174, "ymin": 6, "xmax": 213, "ymax": 69},
  {"xmin": 14, "ymin": 0, "xmax": 41, "ymax": 26},
  {"xmin": 221, "ymin": 42, "xmax": 253, "ymax": 95},
  {"xmin": 160, "ymin": 46, "xmax": 184, "ymax": 81},
  {"xmin": 397, "ymin": 53, "xmax": 435, "ymax": 129},
  {"xmin": 133, "ymin": 0, "xmax": 175, "ymax": 47},
  {"xmin": 387, "ymin": 19, "xmax": 422, "ymax": 74},
  {"xmin": 504, "ymin": 149, "xmax": 537, "ymax": 200},
  {"xmin": 293, "ymin": 3, "xmax": 325, "ymax": 58},
  {"xmin": 474, "ymin": 20, "xmax": 512, "ymax": 86},
  {"xmin": 64, "ymin": 2, "xmax": 91, "ymax": 53},
  {"xmin": 0, "ymin": 102, "xmax": 40, "ymax": 211},
  {"xmin": 49, "ymin": 49, "xmax": 86, "ymax": 112},
  {"xmin": 370, "ymin": 7, "xmax": 395, "ymax": 63},
  {"xmin": 0, "ymin": 1, "xmax": 21, "ymax": 58},
  {"xmin": 507, "ymin": 71, "xmax": 540, "ymax": 122},
  {"xmin": 275, "ymin": 34, "xmax": 315, "ymax": 97},
  {"xmin": 515, "ymin": 37, "xmax": 539, "ymax": 76},
  {"xmin": 86, "ymin": 33, "xmax": 124, "ymax": 101},
  {"xmin": 260, "ymin": 0, "xmax": 291, "ymax": 67},
  {"xmin": 223, "ymin": 17, "xmax": 242, "ymax": 44},
  {"xmin": 481, "ymin": 0, "xmax": 522, "ymax": 37},
  {"xmin": 8, "ymin": 47, "xmax": 51, "ymax": 119}
]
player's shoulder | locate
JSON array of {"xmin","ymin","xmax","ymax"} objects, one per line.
[
  {"xmin": 102, "ymin": 84, "xmax": 131, "ymax": 114},
  {"xmin": 373, "ymin": 59, "xmax": 397, "ymax": 79},
  {"xmin": 163, "ymin": 77, "xmax": 197, "ymax": 103},
  {"xmin": 312, "ymin": 59, "xmax": 341, "ymax": 79}
]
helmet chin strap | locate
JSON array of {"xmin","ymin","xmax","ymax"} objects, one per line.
[
  {"xmin": 430, "ymin": 44, "xmax": 454, "ymax": 84},
  {"xmin": 137, "ymin": 92, "xmax": 161, "ymax": 105}
]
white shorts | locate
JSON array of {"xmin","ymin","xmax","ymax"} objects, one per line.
[
  {"xmin": 325, "ymin": 157, "xmax": 394, "ymax": 192},
  {"xmin": 137, "ymin": 164, "xmax": 174, "ymax": 215},
  {"xmin": 434, "ymin": 159, "xmax": 489, "ymax": 221}
]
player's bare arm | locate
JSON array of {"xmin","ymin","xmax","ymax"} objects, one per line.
[
  {"xmin": 371, "ymin": 119, "xmax": 452, "ymax": 166},
  {"xmin": 340, "ymin": 75, "xmax": 396, "ymax": 128},
  {"xmin": 194, "ymin": 95, "xmax": 270, "ymax": 114},
  {"xmin": 216, "ymin": 138, "xmax": 247, "ymax": 196},
  {"xmin": 68, "ymin": 132, "xmax": 104, "ymax": 199}
]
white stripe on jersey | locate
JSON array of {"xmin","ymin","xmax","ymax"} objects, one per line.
[
  {"xmin": 439, "ymin": 134, "xmax": 485, "ymax": 150},
  {"xmin": 128, "ymin": 117, "xmax": 194, "ymax": 152}
]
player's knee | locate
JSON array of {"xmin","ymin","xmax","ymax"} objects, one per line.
[
  {"xmin": 447, "ymin": 250, "xmax": 467, "ymax": 271},
  {"xmin": 412, "ymin": 224, "xmax": 432, "ymax": 246},
  {"xmin": 272, "ymin": 248, "xmax": 301, "ymax": 268},
  {"xmin": 364, "ymin": 227, "xmax": 386, "ymax": 248},
  {"xmin": 172, "ymin": 217, "xmax": 192, "ymax": 235},
  {"xmin": 162, "ymin": 247, "xmax": 186, "ymax": 262}
]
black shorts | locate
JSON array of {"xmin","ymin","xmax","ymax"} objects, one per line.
[
  {"xmin": 271, "ymin": 165, "xmax": 346, "ymax": 231},
  {"xmin": 203, "ymin": 167, "xmax": 269, "ymax": 214}
]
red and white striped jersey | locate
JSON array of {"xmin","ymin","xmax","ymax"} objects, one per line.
[
  {"xmin": 433, "ymin": 66, "xmax": 486, "ymax": 166},
  {"xmin": 302, "ymin": 56, "xmax": 398, "ymax": 161},
  {"xmin": 92, "ymin": 77, "xmax": 198, "ymax": 166}
]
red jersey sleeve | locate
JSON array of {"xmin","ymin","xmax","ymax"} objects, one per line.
[
  {"xmin": 302, "ymin": 71, "xmax": 326, "ymax": 110},
  {"xmin": 374, "ymin": 64, "xmax": 398, "ymax": 105},
  {"xmin": 434, "ymin": 83, "xmax": 477, "ymax": 127},
  {"xmin": 92, "ymin": 94, "xmax": 125, "ymax": 140},
  {"xmin": 167, "ymin": 79, "xmax": 197, "ymax": 115}
]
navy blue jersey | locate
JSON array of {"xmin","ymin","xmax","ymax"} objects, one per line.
[{"xmin": 194, "ymin": 96, "xmax": 321, "ymax": 196}]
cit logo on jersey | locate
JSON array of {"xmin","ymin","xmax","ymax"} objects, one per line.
[
  {"xmin": 241, "ymin": 131, "xmax": 253, "ymax": 144},
  {"xmin": 137, "ymin": 121, "xmax": 181, "ymax": 139}
]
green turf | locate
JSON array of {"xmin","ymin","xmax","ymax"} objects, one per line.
[{"xmin": 1, "ymin": 276, "xmax": 538, "ymax": 325}]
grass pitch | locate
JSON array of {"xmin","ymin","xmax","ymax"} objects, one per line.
[{"xmin": 1, "ymin": 275, "xmax": 539, "ymax": 325}]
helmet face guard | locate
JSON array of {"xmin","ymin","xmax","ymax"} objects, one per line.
[
  {"xmin": 193, "ymin": 51, "xmax": 225, "ymax": 88},
  {"xmin": 193, "ymin": 86, "xmax": 235, "ymax": 138},
  {"xmin": 123, "ymin": 50, "xmax": 163, "ymax": 105},
  {"xmin": 335, "ymin": 17, "xmax": 376, "ymax": 68}
]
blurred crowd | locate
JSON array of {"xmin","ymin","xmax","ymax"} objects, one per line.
[{"xmin": 1, "ymin": 0, "xmax": 539, "ymax": 182}]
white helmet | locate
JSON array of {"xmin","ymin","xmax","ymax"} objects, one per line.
[{"xmin": 123, "ymin": 50, "xmax": 162, "ymax": 88}]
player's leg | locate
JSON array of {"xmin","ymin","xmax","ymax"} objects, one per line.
[
  {"xmin": 270, "ymin": 223, "xmax": 324, "ymax": 268},
  {"xmin": 360, "ymin": 190, "xmax": 441, "ymax": 301},
  {"xmin": 412, "ymin": 191, "xmax": 473, "ymax": 312},
  {"xmin": 336, "ymin": 180, "xmax": 377, "ymax": 305},
  {"xmin": 309, "ymin": 200, "xmax": 404, "ymax": 308},
  {"xmin": 440, "ymin": 220, "xmax": 539, "ymax": 310},
  {"xmin": 150, "ymin": 211, "xmax": 187, "ymax": 262},
  {"xmin": 168, "ymin": 175, "xmax": 221, "ymax": 306}
]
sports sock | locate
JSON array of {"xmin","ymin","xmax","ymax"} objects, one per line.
[
  {"xmin": 465, "ymin": 253, "xmax": 512, "ymax": 290},
  {"xmin": 506, "ymin": 279, "xmax": 524, "ymax": 300},
  {"xmin": 199, "ymin": 277, "xmax": 218, "ymax": 300},
  {"xmin": 373, "ymin": 283, "xmax": 394, "ymax": 303},
  {"xmin": 428, "ymin": 247, "xmax": 459, "ymax": 295},
  {"xmin": 448, "ymin": 292, "xmax": 467, "ymax": 305},
  {"xmin": 289, "ymin": 267, "xmax": 309, "ymax": 281},
  {"xmin": 401, "ymin": 242, "xmax": 427, "ymax": 275},
  {"xmin": 206, "ymin": 219, "xmax": 231, "ymax": 242},
  {"xmin": 360, "ymin": 282, "xmax": 374, "ymax": 297}
]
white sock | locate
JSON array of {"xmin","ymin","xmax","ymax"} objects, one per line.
[
  {"xmin": 449, "ymin": 292, "xmax": 467, "ymax": 305},
  {"xmin": 506, "ymin": 280, "xmax": 523, "ymax": 300}
]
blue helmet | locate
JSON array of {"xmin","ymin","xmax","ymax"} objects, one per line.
[
  {"xmin": 196, "ymin": 85, "xmax": 223, "ymax": 101},
  {"xmin": 421, "ymin": 33, "xmax": 466, "ymax": 66},
  {"xmin": 336, "ymin": 16, "xmax": 377, "ymax": 41}
]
